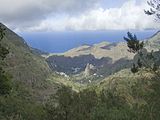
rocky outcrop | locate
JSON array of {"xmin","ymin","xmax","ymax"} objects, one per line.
[{"xmin": 84, "ymin": 63, "xmax": 96, "ymax": 76}]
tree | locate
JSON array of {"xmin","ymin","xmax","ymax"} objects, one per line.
[
  {"xmin": 0, "ymin": 26, "xmax": 8, "ymax": 60},
  {"xmin": 124, "ymin": 32, "xmax": 144, "ymax": 54},
  {"xmin": 145, "ymin": 0, "xmax": 160, "ymax": 20},
  {"xmin": 45, "ymin": 86, "xmax": 99, "ymax": 120},
  {"xmin": 137, "ymin": 59, "xmax": 143, "ymax": 68},
  {"xmin": 0, "ymin": 25, "xmax": 11, "ymax": 95},
  {"xmin": 131, "ymin": 64, "xmax": 139, "ymax": 73},
  {"xmin": 124, "ymin": 32, "xmax": 160, "ymax": 74},
  {"xmin": 124, "ymin": 32, "xmax": 144, "ymax": 73},
  {"xmin": 45, "ymin": 86, "xmax": 76, "ymax": 120}
]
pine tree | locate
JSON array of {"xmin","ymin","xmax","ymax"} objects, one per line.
[
  {"xmin": 124, "ymin": 32, "xmax": 144, "ymax": 73},
  {"xmin": 131, "ymin": 64, "xmax": 138, "ymax": 73},
  {"xmin": 137, "ymin": 59, "xmax": 143, "ymax": 68},
  {"xmin": 124, "ymin": 32, "xmax": 144, "ymax": 53},
  {"xmin": 145, "ymin": 0, "xmax": 160, "ymax": 20},
  {"xmin": 124, "ymin": 32, "xmax": 160, "ymax": 74}
]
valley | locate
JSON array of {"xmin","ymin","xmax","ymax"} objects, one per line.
[
  {"xmin": 44, "ymin": 31, "xmax": 160, "ymax": 86},
  {"xmin": 0, "ymin": 23, "xmax": 160, "ymax": 120},
  {"xmin": 1, "ymin": 0, "xmax": 160, "ymax": 119}
]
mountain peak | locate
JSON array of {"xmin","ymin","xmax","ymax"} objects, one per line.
[{"xmin": 94, "ymin": 41, "xmax": 110, "ymax": 48}]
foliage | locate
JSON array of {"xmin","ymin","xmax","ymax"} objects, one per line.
[
  {"xmin": 0, "ymin": 26, "xmax": 9, "ymax": 60},
  {"xmin": 131, "ymin": 63, "xmax": 138, "ymax": 73},
  {"xmin": 137, "ymin": 59, "xmax": 143, "ymax": 68},
  {"xmin": 124, "ymin": 32, "xmax": 144, "ymax": 73},
  {"xmin": 124, "ymin": 32, "xmax": 160, "ymax": 73},
  {"xmin": 0, "ymin": 25, "xmax": 47, "ymax": 120},
  {"xmin": 0, "ymin": 72, "xmax": 12, "ymax": 95},
  {"xmin": 0, "ymin": 81, "xmax": 47, "ymax": 120},
  {"xmin": 124, "ymin": 32, "xmax": 144, "ymax": 53},
  {"xmin": 0, "ymin": 25, "xmax": 12, "ymax": 95},
  {"xmin": 145, "ymin": 0, "xmax": 160, "ymax": 20},
  {"xmin": 45, "ymin": 70, "xmax": 160, "ymax": 120},
  {"xmin": 0, "ymin": 24, "xmax": 53, "ymax": 119},
  {"xmin": 45, "ymin": 86, "xmax": 98, "ymax": 120}
]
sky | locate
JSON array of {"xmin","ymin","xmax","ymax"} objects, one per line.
[{"xmin": 0, "ymin": 0, "xmax": 160, "ymax": 32}]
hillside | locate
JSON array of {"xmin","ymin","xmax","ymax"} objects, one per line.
[
  {"xmin": 63, "ymin": 31, "xmax": 160, "ymax": 59},
  {"xmin": 1, "ymin": 23, "xmax": 160, "ymax": 119},
  {"xmin": 64, "ymin": 42, "xmax": 134, "ymax": 61},
  {"xmin": 45, "ymin": 68, "xmax": 160, "ymax": 120},
  {"xmin": 46, "ymin": 32, "xmax": 160, "ymax": 76},
  {"xmin": 145, "ymin": 31, "xmax": 160, "ymax": 51},
  {"xmin": 46, "ymin": 41, "xmax": 134, "ymax": 76},
  {"xmin": 46, "ymin": 31, "xmax": 160, "ymax": 82},
  {"xmin": 0, "ymin": 23, "xmax": 56, "ymax": 101}
]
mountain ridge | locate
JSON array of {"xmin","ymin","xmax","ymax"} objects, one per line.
[
  {"xmin": 0, "ymin": 23, "xmax": 56, "ymax": 101},
  {"xmin": 46, "ymin": 30, "xmax": 160, "ymax": 81}
]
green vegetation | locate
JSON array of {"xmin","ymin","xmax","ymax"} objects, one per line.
[
  {"xmin": 124, "ymin": 32, "xmax": 160, "ymax": 74},
  {"xmin": 45, "ymin": 86, "xmax": 98, "ymax": 120},
  {"xmin": 47, "ymin": 72, "xmax": 86, "ymax": 92},
  {"xmin": 43, "ymin": 32, "xmax": 160, "ymax": 120},
  {"xmin": 124, "ymin": 32, "xmax": 144, "ymax": 53},
  {"xmin": 45, "ymin": 69, "xmax": 160, "ymax": 120},
  {"xmin": 0, "ymin": 24, "xmax": 50, "ymax": 120},
  {"xmin": 145, "ymin": 0, "xmax": 160, "ymax": 20},
  {"xmin": 0, "ymin": 82, "xmax": 47, "ymax": 120},
  {"xmin": 0, "ymin": 23, "xmax": 53, "ymax": 101},
  {"xmin": 0, "ymin": 25, "xmax": 12, "ymax": 95},
  {"xmin": 0, "ymin": 1, "xmax": 160, "ymax": 118}
]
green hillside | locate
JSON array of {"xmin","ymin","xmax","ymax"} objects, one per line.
[
  {"xmin": 1, "ymin": 23, "xmax": 160, "ymax": 120},
  {"xmin": 0, "ymin": 23, "xmax": 57, "ymax": 101},
  {"xmin": 0, "ymin": 23, "xmax": 65, "ymax": 119},
  {"xmin": 46, "ymin": 31, "xmax": 160, "ymax": 83},
  {"xmin": 44, "ymin": 32, "xmax": 160, "ymax": 120},
  {"xmin": 45, "ymin": 68, "xmax": 160, "ymax": 120},
  {"xmin": 2, "ymin": 24, "xmax": 50, "ymax": 81}
]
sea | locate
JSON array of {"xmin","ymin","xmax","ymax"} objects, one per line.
[{"xmin": 19, "ymin": 30, "xmax": 158, "ymax": 53}]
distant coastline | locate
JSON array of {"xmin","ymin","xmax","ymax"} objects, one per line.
[{"xmin": 20, "ymin": 30, "xmax": 158, "ymax": 53}]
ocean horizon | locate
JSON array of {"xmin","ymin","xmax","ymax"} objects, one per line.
[{"xmin": 20, "ymin": 30, "xmax": 158, "ymax": 53}]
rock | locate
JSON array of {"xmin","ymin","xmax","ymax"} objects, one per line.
[{"xmin": 84, "ymin": 63, "xmax": 96, "ymax": 76}]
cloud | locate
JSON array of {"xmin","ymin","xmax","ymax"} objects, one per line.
[
  {"xmin": 0, "ymin": 0, "xmax": 100, "ymax": 29},
  {"xmin": 1, "ymin": 0, "xmax": 159, "ymax": 31}
]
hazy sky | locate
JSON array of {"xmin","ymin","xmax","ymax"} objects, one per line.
[{"xmin": 0, "ymin": 0, "xmax": 159, "ymax": 32}]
